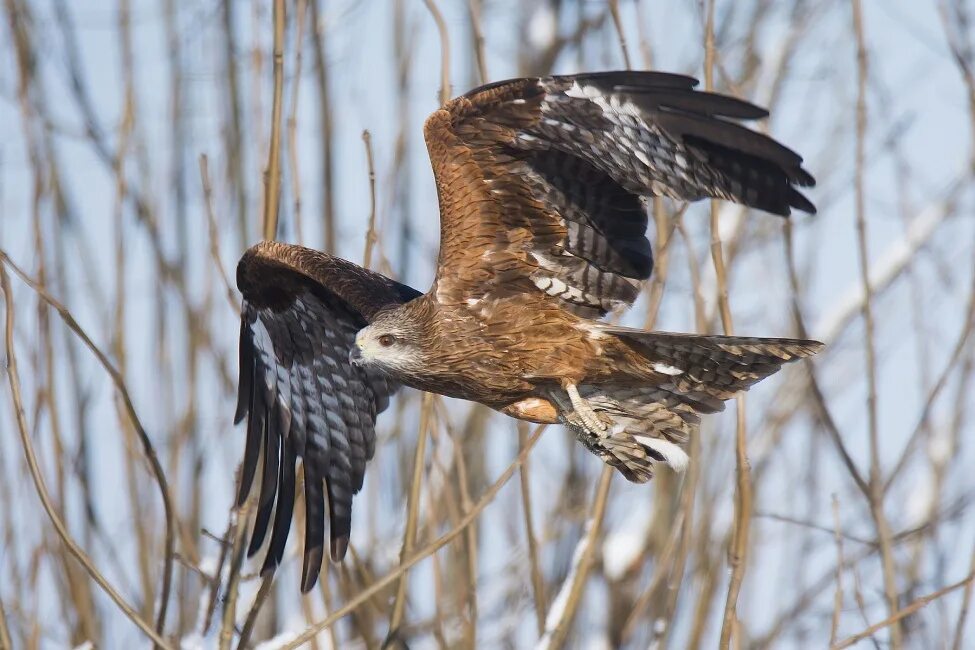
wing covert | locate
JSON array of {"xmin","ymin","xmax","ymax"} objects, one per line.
[{"xmin": 234, "ymin": 241, "xmax": 421, "ymax": 592}]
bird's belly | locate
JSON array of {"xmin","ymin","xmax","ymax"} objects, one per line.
[
  {"xmin": 427, "ymin": 360, "xmax": 536, "ymax": 405},
  {"xmin": 398, "ymin": 344, "xmax": 539, "ymax": 406}
]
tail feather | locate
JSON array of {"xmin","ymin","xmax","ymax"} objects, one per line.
[
  {"xmin": 563, "ymin": 327, "xmax": 822, "ymax": 483},
  {"xmin": 604, "ymin": 326, "xmax": 822, "ymax": 399}
]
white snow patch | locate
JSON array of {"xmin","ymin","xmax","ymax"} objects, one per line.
[
  {"xmin": 536, "ymin": 519, "xmax": 595, "ymax": 650},
  {"xmin": 716, "ymin": 203, "xmax": 744, "ymax": 242},
  {"xmin": 602, "ymin": 529, "xmax": 644, "ymax": 581},
  {"xmin": 928, "ymin": 425, "xmax": 953, "ymax": 467},
  {"xmin": 580, "ymin": 634, "xmax": 613, "ymax": 650},
  {"xmin": 198, "ymin": 553, "xmax": 220, "ymax": 579},
  {"xmin": 905, "ymin": 470, "xmax": 936, "ymax": 529},
  {"xmin": 602, "ymin": 498, "xmax": 654, "ymax": 581},
  {"xmin": 253, "ymin": 631, "xmax": 301, "ymax": 650}
]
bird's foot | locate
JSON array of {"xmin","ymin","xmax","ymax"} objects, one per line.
[{"xmin": 564, "ymin": 383, "xmax": 609, "ymax": 435}]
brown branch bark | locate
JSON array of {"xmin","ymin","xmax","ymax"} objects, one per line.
[{"xmin": 262, "ymin": 0, "xmax": 286, "ymax": 241}]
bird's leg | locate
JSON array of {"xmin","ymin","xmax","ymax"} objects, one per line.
[{"xmin": 563, "ymin": 382, "xmax": 608, "ymax": 434}]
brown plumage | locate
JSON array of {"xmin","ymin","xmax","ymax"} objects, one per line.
[{"xmin": 234, "ymin": 71, "xmax": 822, "ymax": 591}]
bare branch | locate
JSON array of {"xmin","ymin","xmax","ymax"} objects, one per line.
[{"xmin": 1, "ymin": 264, "xmax": 173, "ymax": 650}]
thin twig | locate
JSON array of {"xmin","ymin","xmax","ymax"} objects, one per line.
[
  {"xmin": 851, "ymin": 2, "xmax": 901, "ymax": 646},
  {"xmin": 702, "ymin": 3, "xmax": 752, "ymax": 646},
  {"xmin": 201, "ymin": 518, "xmax": 233, "ymax": 634},
  {"xmin": 830, "ymin": 495, "xmax": 845, "ymax": 645},
  {"xmin": 451, "ymin": 416, "xmax": 479, "ymax": 648},
  {"xmin": 262, "ymin": 0, "xmax": 285, "ymax": 240},
  {"xmin": 219, "ymin": 505, "xmax": 251, "ymax": 650},
  {"xmin": 423, "ymin": 0, "xmax": 452, "ymax": 105},
  {"xmin": 782, "ymin": 219, "xmax": 870, "ymax": 498},
  {"xmin": 519, "ymin": 423, "xmax": 546, "ymax": 636},
  {"xmin": 608, "ymin": 0, "xmax": 632, "ymax": 69},
  {"xmin": 536, "ymin": 467, "xmax": 613, "ymax": 649},
  {"xmin": 831, "ymin": 574, "xmax": 975, "ymax": 649},
  {"xmin": 952, "ymin": 540, "xmax": 975, "ymax": 650},
  {"xmin": 309, "ymin": 0, "xmax": 336, "ymax": 252},
  {"xmin": 467, "ymin": 0, "xmax": 488, "ymax": 84},
  {"xmin": 199, "ymin": 154, "xmax": 239, "ymax": 314},
  {"xmin": 362, "ymin": 130, "xmax": 378, "ymax": 269},
  {"xmin": 0, "ymin": 265, "xmax": 173, "ymax": 650},
  {"xmin": 236, "ymin": 573, "xmax": 274, "ymax": 650},
  {"xmin": 0, "ymin": 252, "xmax": 176, "ymax": 644},
  {"xmin": 288, "ymin": 0, "xmax": 308, "ymax": 244},
  {"xmin": 387, "ymin": 393, "xmax": 433, "ymax": 640},
  {"xmin": 0, "ymin": 596, "xmax": 12, "ymax": 650}
]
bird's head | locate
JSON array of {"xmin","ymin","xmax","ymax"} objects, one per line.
[{"xmin": 350, "ymin": 307, "xmax": 426, "ymax": 376}]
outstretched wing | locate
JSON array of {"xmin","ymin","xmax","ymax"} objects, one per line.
[
  {"xmin": 235, "ymin": 241, "xmax": 421, "ymax": 592},
  {"xmin": 425, "ymin": 71, "xmax": 815, "ymax": 317}
]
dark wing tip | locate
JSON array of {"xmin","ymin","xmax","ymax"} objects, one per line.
[
  {"xmin": 557, "ymin": 70, "xmax": 700, "ymax": 91},
  {"xmin": 236, "ymin": 386, "xmax": 264, "ymax": 508},
  {"xmin": 326, "ymin": 479, "xmax": 353, "ymax": 564},
  {"xmin": 234, "ymin": 312, "xmax": 255, "ymax": 426},
  {"xmin": 554, "ymin": 72, "xmax": 816, "ymax": 218},
  {"xmin": 796, "ymin": 167, "xmax": 817, "ymax": 188},
  {"xmin": 626, "ymin": 86, "xmax": 770, "ymax": 121},
  {"xmin": 302, "ymin": 469, "xmax": 327, "ymax": 592},
  {"xmin": 246, "ymin": 518, "xmax": 267, "ymax": 559},
  {"xmin": 233, "ymin": 401, "xmax": 248, "ymax": 426},
  {"xmin": 259, "ymin": 451, "xmax": 296, "ymax": 575},
  {"xmin": 300, "ymin": 545, "xmax": 325, "ymax": 593},
  {"xmin": 330, "ymin": 535, "xmax": 349, "ymax": 562},
  {"xmin": 789, "ymin": 188, "xmax": 817, "ymax": 215}
]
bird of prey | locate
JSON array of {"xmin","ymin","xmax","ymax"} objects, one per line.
[{"xmin": 234, "ymin": 71, "xmax": 822, "ymax": 591}]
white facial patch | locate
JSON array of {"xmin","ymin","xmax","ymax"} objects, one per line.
[{"xmin": 354, "ymin": 325, "xmax": 421, "ymax": 372}]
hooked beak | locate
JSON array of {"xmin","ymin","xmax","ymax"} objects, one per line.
[{"xmin": 349, "ymin": 344, "xmax": 363, "ymax": 366}]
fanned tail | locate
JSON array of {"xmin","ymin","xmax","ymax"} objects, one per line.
[{"xmin": 557, "ymin": 328, "xmax": 822, "ymax": 482}]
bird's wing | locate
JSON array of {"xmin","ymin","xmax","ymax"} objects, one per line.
[
  {"xmin": 424, "ymin": 71, "xmax": 815, "ymax": 317},
  {"xmin": 235, "ymin": 241, "xmax": 421, "ymax": 592}
]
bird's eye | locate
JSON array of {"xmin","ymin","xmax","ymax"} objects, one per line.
[{"xmin": 378, "ymin": 334, "xmax": 395, "ymax": 347}]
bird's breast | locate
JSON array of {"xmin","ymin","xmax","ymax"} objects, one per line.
[{"xmin": 419, "ymin": 301, "xmax": 599, "ymax": 402}]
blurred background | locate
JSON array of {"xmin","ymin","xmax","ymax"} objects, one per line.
[{"xmin": 1, "ymin": 0, "xmax": 974, "ymax": 648}]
